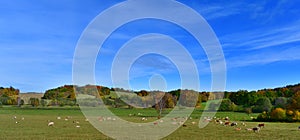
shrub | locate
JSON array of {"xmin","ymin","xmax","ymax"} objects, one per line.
[
  {"xmin": 293, "ymin": 110, "xmax": 300, "ymax": 121},
  {"xmin": 232, "ymin": 105, "xmax": 244, "ymax": 112},
  {"xmin": 245, "ymin": 107, "xmax": 252, "ymax": 115},
  {"xmin": 270, "ymin": 108, "xmax": 286, "ymax": 121},
  {"xmin": 256, "ymin": 111, "xmax": 269, "ymax": 121}
]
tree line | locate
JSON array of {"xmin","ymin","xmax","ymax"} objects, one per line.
[{"xmin": 1, "ymin": 83, "xmax": 300, "ymax": 122}]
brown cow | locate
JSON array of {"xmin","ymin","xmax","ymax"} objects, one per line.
[
  {"xmin": 258, "ymin": 123, "xmax": 265, "ymax": 128},
  {"xmin": 224, "ymin": 121, "xmax": 230, "ymax": 126}
]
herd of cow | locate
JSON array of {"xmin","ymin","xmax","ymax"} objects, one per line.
[{"xmin": 204, "ymin": 116, "xmax": 265, "ymax": 132}]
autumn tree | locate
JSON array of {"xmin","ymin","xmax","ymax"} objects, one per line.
[
  {"xmin": 270, "ymin": 108, "xmax": 286, "ymax": 121},
  {"xmin": 29, "ymin": 98, "xmax": 40, "ymax": 107},
  {"xmin": 287, "ymin": 91, "xmax": 300, "ymax": 110}
]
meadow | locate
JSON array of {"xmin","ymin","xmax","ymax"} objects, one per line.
[{"xmin": 1, "ymin": 106, "xmax": 300, "ymax": 140}]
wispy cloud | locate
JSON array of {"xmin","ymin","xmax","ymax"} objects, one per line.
[
  {"xmin": 197, "ymin": 2, "xmax": 243, "ymax": 20},
  {"xmin": 227, "ymin": 46, "xmax": 300, "ymax": 68},
  {"xmin": 248, "ymin": 0, "xmax": 294, "ymax": 23},
  {"xmin": 221, "ymin": 20, "xmax": 300, "ymax": 51}
]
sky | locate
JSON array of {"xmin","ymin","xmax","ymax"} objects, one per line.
[{"xmin": 0, "ymin": 0, "xmax": 300, "ymax": 93}]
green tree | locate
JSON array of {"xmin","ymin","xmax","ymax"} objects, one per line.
[
  {"xmin": 41, "ymin": 99, "xmax": 47, "ymax": 107},
  {"xmin": 229, "ymin": 90, "xmax": 249, "ymax": 106},
  {"xmin": 219, "ymin": 99, "xmax": 236, "ymax": 111},
  {"xmin": 252, "ymin": 97, "xmax": 272, "ymax": 113},
  {"xmin": 274, "ymin": 97, "xmax": 288, "ymax": 109}
]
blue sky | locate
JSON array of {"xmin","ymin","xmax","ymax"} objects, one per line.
[{"xmin": 0, "ymin": 0, "xmax": 300, "ymax": 92}]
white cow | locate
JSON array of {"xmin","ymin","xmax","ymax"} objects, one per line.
[{"xmin": 48, "ymin": 121, "xmax": 54, "ymax": 126}]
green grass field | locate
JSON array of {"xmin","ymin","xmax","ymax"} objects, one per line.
[{"xmin": 0, "ymin": 106, "xmax": 300, "ymax": 140}]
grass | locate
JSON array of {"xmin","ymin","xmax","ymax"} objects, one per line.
[{"xmin": 0, "ymin": 106, "xmax": 300, "ymax": 140}]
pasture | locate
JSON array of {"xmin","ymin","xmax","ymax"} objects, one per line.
[{"xmin": 0, "ymin": 106, "xmax": 300, "ymax": 140}]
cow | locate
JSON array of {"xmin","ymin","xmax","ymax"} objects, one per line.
[
  {"xmin": 224, "ymin": 121, "xmax": 230, "ymax": 126},
  {"xmin": 253, "ymin": 127, "xmax": 260, "ymax": 132},
  {"xmin": 258, "ymin": 123, "xmax": 265, "ymax": 128},
  {"xmin": 231, "ymin": 122, "xmax": 238, "ymax": 126}
]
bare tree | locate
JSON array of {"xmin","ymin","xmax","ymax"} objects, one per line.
[{"xmin": 154, "ymin": 92, "xmax": 167, "ymax": 119}]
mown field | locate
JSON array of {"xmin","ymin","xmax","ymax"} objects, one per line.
[{"xmin": 0, "ymin": 106, "xmax": 300, "ymax": 140}]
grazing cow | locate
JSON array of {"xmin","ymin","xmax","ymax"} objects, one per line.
[
  {"xmin": 224, "ymin": 121, "xmax": 230, "ymax": 126},
  {"xmin": 191, "ymin": 121, "xmax": 196, "ymax": 125},
  {"xmin": 258, "ymin": 123, "xmax": 265, "ymax": 128},
  {"xmin": 98, "ymin": 117, "xmax": 103, "ymax": 121},
  {"xmin": 153, "ymin": 122, "xmax": 158, "ymax": 125},
  {"xmin": 253, "ymin": 127, "xmax": 260, "ymax": 132},
  {"xmin": 298, "ymin": 126, "xmax": 300, "ymax": 130},
  {"xmin": 182, "ymin": 124, "xmax": 187, "ymax": 127},
  {"xmin": 231, "ymin": 122, "xmax": 238, "ymax": 126},
  {"xmin": 241, "ymin": 122, "xmax": 246, "ymax": 126},
  {"xmin": 48, "ymin": 121, "xmax": 54, "ymax": 126},
  {"xmin": 225, "ymin": 116, "xmax": 230, "ymax": 121},
  {"xmin": 235, "ymin": 127, "xmax": 241, "ymax": 131},
  {"xmin": 204, "ymin": 118, "xmax": 211, "ymax": 122},
  {"xmin": 141, "ymin": 117, "xmax": 147, "ymax": 121},
  {"xmin": 246, "ymin": 128, "xmax": 253, "ymax": 131},
  {"xmin": 76, "ymin": 125, "xmax": 80, "ymax": 128},
  {"xmin": 219, "ymin": 120, "xmax": 223, "ymax": 125}
]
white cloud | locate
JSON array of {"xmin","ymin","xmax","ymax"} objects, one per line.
[
  {"xmin": 227, "ymin": 46, "xmax": 300, "ymax": 68},
  {"xmin": 221, "ymin": 20, "xmax": 300, "ymax": 50}
]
